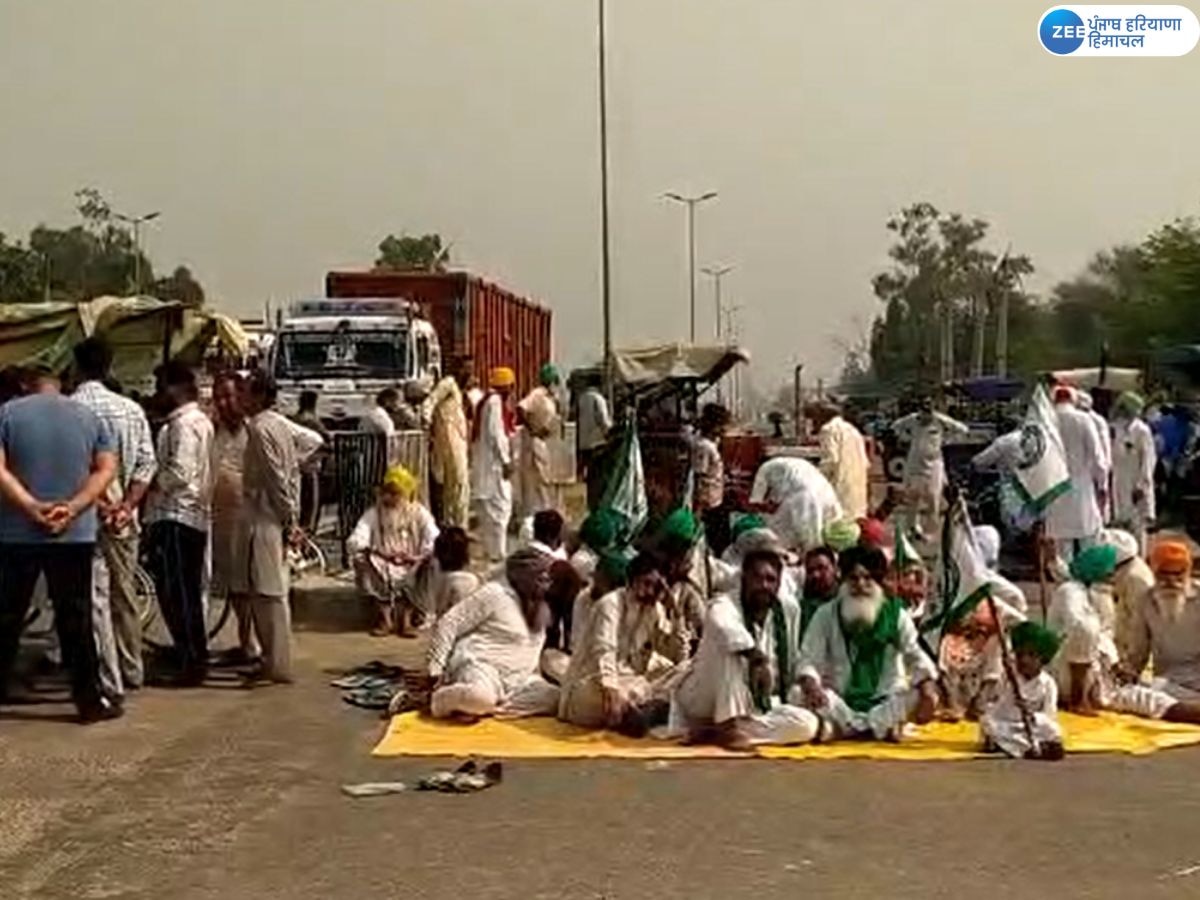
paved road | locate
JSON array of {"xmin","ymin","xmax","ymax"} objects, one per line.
[{"xmin": 3, "ymin": 631, "xmax": 1200, "ymax": 900}]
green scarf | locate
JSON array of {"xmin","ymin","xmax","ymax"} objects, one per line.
[
  {"xmin": 745, "ymin": 598, "xmax": 791, "ymax": 714},
  {"xmin": 839, "ymin": 597, "xmax": 903, "ymax": 713}
]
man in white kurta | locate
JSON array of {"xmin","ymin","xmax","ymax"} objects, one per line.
[
  {"xmin": 670, "ymin": 546, "xmax": 820, "ymax": 750},
  {"xmin": 1110, "ymin": 392, "xmax": 1157, "ymax": 555},
  {"xmin": 426, "ymin": 548, "xmax": 559, "ymax": 719},
  {"xmin": 346, "ymin": 466, "xmax": 439, "ymax": 636},
  {"xmin": 813, "ymin": 403, "xmax": 870, "ymax": 520},
  {"xmin": 980, "ymin": 621, "xmax": 1064, "ymax": 759},
  {"xmin": 471, "ymin": 367, "xmax": 516, "ymax": 563},
  {"xmin": 891, "ymin": 403, "xmax": 968, "ymax": 544},
  {"xmin": 559, "ymin": 553, "xmax": 687, "ymax": 733},
  {"xmin": 515, "ymin": 363, "xmax": 562, "ymax": 539},
  {"xmin": 797, "ymin": 545, "xmax": 939, "ymax": 740},
  {"xmin": 1046, "ymin": 387, "xmax": 1106, "ymax": 573},
  {"xmin": 1077, "ymin": 391, "xmax": 1112, "ymax": 520},
  {"xmin": 1115, "ymin": 541, "xmax": 1200, "ymax": 723},
  {"xmin": 1046, "ymin": 543, "xmax": 1182, "ymax": 718},
  {"xmin": 747, "ymin": 456, "xmax": 843, "ymax": 554},
  {"xmin": 428, "ymin": 369, "xmax": 471, "ymax": 529}
]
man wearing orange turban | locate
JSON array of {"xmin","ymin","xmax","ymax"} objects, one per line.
[{"xmin": 1106, "ymin": 540, "xmax": 1200, "ymax": 724}]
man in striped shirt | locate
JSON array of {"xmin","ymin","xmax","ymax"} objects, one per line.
[{"xmin": 72, "ymin": 339, "xmax": 157, "ymax": 697}]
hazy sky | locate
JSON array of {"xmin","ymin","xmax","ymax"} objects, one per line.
[{"xmin": 3, "ymin": 1, "xmax": 1199, "ymax": 385}]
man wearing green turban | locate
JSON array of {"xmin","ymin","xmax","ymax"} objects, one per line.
[
  {"xmin": 655, "ymin": 506, "xmax": 708, "ymax": 655},
  {"xmin": 1047, "ymin": 541, "xmax": 1184, "ymax": 720},
  {"xmin": 1110, "ymin": 390, "xmax": 1156, "ymax": 555},
  {"xmin": 514, "ymin": 361, "xmax": 563, "ymax": 541}
]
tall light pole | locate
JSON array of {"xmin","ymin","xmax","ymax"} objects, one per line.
[
  {"xmin": 700, "ymin": 264, "xmax": 733, "ymax": 342},
  {"xmin": 663, "ymin": 190, "xmax": 717, "ymax": 342},
  {"xmin": 114, "ymin": 210, "xmax": 161, "ymax": 295},
  {"xmin": 597, "ymin": 0, "xmax": 614, "ymax": 404}
]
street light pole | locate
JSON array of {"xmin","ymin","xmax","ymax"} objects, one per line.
[
  {"xmin": 597, "ymin": 0, "xmax": 614, "ymax": 405},
  {"xmin": 664, "ymin": 191, "xmax": 717, "ymax": 342},
  {"xmin": 114, "ymin": 209, "xmax": 161, "ymax": 295},
  {"xmin": 701, "ymin": 264, "xmax": 733, "ymax": 342}
]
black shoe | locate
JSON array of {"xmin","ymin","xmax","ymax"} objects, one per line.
[{"xmin": 78, "ymin": 699, "xmax": 125, "ymax": 725}]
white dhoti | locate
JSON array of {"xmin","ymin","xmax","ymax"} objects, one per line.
[
  {"xmin": 670, "ymin": 651, "xmax": 818, "ymax": 746},
  {"xmin": 516, "ymin": 428, "xmax": 554, "ymax": 539},
  {"xmin": 904, "ymin": 469, "xmax": 944, "ymax": 550},
  {"xmin": 476, "ymin": 494, "xmax": 512, "ymax": 563},
  {"xmin": 431, "ymin": 659, "xmax": 559, "ymax": 719},
  {"xmin": 807, "ymin": 687, "xmax": 917, "ymax": 741},
  {"xmin": 980, "ymin": 709, "xmax": 1063, "ymax": 758}
]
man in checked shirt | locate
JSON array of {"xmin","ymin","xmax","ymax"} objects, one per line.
[{"xmin": 72, "ymin": 338, "xmax": 158, "ymax": 699}]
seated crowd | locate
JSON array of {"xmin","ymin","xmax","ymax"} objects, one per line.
[{"xmin": 402, "ymin": 486, "xmax": 1200, "ymax": 759}]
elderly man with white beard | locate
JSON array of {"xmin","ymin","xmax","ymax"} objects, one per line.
[
  {"xmin": 796, "ymin": 545, "xmax": 939, "ymax": 741},
  {"xmin": 1115, "ymin": 541, "xmax": 1200, "ymax": 724},
  {"xmin": 669, "ymin": 543, "xmax": 821, "ymax": 752}
]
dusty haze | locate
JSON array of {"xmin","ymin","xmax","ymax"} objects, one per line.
[{"xmin": 2, "ymin": 0, "xmax": 1198, "ymax": 384}]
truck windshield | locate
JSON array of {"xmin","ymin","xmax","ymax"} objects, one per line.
[{"xmin": 274, "ymin": 330, "xmax": 408, "ymax": 379}]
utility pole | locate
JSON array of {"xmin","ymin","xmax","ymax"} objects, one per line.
[
  {"xmin": 114, "ymin": 209, "xmax": 161, "ymax": 295},
  {"xmin": 993, "ymin": 246, "xmax": 1012, "ymax": 378},
  {"xmin": 664, "ymin": 191, "xmax": 717, "ymax": 342},
  {"xmin": 597, "ymin": 0, "xmax": 614, "ymax": 405},
  {"xmin": 701, "ymin": 264, "xmax": 733, "ymax": 342}
]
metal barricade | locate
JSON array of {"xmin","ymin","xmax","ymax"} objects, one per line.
[{"xmin": 331, "ymin": 430, "xmax": 429, "ymax": 567}]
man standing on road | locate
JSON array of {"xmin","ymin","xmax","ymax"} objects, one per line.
[
  {"xmin": 145, "ymin": 362, "xmax": 213, "ymax": 686},
  {"xmin": 576, "ymin": 373, "xmax": 612, "ymax": 512},
  {"xmin": 428, "ymin": 360, "xmax": 471, "ymax": 528},
  {"xmin": 811, "ymin": 400, "xmax": 870, "ymax": 521},
  {"xmin": 1046, "ymin": 386, "xmax": 1106, "ymax": 576},
  {"xmin": 0, "ymin": 365, "xmax": 118, "ymax": 722},
  {"xmin": 292, "ymin": 389, "xmax": 328, "ymax": 533},
  {"xmin": 210, "ymin": 372, "xmax": 259, "ymax": 666},
  {"xmin": 891, "ymin": 399, "xmax": 968, "ymax": 545},
  {"xmin": 471, "ymin": 367, "xmax": 516, "ymax": 563},
  {"xmin": 362, "ymin": 388, "xmax": 399, "ymax": 437},
  {"xmin": 72, "ymin": 338, "xmax": 157, "ymax": 697},
  {"xmin": 515, "ymin": 363, "xmax": 563, "ymax": 541},
  {"xmin": 1110, "ymin": 392, "xmax": 1157, "ymax": 556},
  {"xmin": 237, "ymin": 372, "xmax": 301, "ymax": 684}
]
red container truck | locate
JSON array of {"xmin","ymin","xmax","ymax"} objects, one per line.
[{"xmin": 325, "ymin": 270, "xmax": 552, "ymax": 398}]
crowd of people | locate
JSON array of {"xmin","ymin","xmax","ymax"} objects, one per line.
[
  {"xmin": 395, "ymin": 383, "xmax": 1200, "ymax": 760},
  {"xmin": 3, "ymin": 339, "xmax": 1199, "ymax": 765},
  {"xmin": 0, "ymin": 341, "xmax": 325, "ymax": 722}
]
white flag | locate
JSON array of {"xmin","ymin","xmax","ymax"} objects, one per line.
[
  {"xmin": 927, "ymin": 497, "xmax": 993, "ymax": 636},
  {"xmin": 1012, "ymin": 384, "xmax": 1072, "ymax": 517}
]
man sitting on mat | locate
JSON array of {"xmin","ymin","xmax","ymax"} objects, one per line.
[{"xmin": 425, "ymin": 548, "xmax": 559, "ymax": 721}]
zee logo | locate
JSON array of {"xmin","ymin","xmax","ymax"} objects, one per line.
[{"xmin": 1040, "ymin": 8, "xmax": 1086, "ymax": 53}]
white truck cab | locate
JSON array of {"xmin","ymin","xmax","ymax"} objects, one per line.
[{"xmin": 270, "ymin": 298, "xmax": 441, "ymax": 431}]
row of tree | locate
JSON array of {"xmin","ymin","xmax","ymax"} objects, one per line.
[
  {"xmin": 0, "ymin": 189, "xmax": 204, "ymax": 306},
  {"xmin": 853, "ymin": 202, "xmax": 1200, "ymax": 392}
]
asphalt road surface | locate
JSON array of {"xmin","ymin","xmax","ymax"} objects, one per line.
[{"xmin": 3, "ymin": 631, "xmax": 1200, "ymax": 900}]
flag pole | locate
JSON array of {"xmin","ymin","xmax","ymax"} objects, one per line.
[{"xmin": 949, "ymin": 493, "xmax": 1040, "ymax": 756}]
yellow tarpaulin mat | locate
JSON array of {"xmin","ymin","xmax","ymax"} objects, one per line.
[{"xmin": 373, "ymin": 711, "xmax": 1200, "ymax": 761}]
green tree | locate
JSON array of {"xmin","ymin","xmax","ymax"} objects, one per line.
[
  {"xmin": 868, "ymin": 203, "xmax": 1033, "ymax": 388},
  {"xmin": 152, "ymin": 265, "xmax": 205, "ymax": 306},
  {"xmin": 375, "ymin": 233, "xmax": 450, "ymax": 272}
]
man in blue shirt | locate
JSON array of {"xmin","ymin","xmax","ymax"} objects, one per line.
[{"xmin": 0, "ymin": 366, "xmax": 119, "ymax": 723}]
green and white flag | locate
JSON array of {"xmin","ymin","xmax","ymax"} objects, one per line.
[
  {"xmin": 925, "ymin": 496, "xmax": 993, "ymax": 638},
  {"xmin": 598, "ymin": 423, "xmax": 649, "ymax": 546},
  {"xmin": 1013, "ymin": 384, "xmax": 1072, "ymax": 517}
]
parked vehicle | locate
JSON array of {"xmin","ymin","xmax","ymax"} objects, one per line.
[{"xmin": 325, "ymin": 270, "xmax": 552, "ymax": 399}]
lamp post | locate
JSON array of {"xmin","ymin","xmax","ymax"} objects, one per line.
[
  {"xmin": 700, "ymin": 264, "xmax": 733, "ymax": 342},
  {"xmin": 114, "ymin": 210, "xmax": 161, "ymax": 295},
  {"xmin": 597, "ymin": 0, "xmax": 613, "ymax": 404},
  {"xmin": 663, "ymin": 191, "xmax": 717, "ymax": 341}
]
